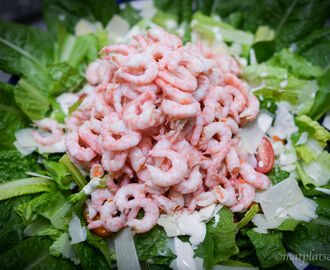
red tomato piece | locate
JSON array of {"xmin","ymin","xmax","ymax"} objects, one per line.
[{"xmin": 255, "ymin": 136, "xmax": 274, "ymax": 173}]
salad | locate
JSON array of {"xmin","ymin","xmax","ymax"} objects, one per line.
[{"xmin": 0, "ymin": 0, "xmax": 329, "ymax": 270}]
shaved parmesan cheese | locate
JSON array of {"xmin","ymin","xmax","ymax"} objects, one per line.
[
  {"xmin": 38, "ymin": 137, "xmax": 66, "ymax": 154},
  {"xmin": 75, "ymin": 19, "xmax": 97, "ymax": 36},
  {"xmin": 56, "ymin": 93, "xmax": 79, "ymax": 115},
  {"xmin": 286, "ymin": 198, "xmax": 318, "ymax": 222},
  {"xmin": 69, "ymin": 213, "xmax": 87, "ymax": 244},
  {"xmin": 252, "ymin": 214, "xmax": 286, "ymax": 229},
  {"xmin": 279, "ymin": 149, "xmax": 297, "ymax": 165},
  {"xmin": 15, "ymin": 128, "xmax": 39, "ymax": 147},
  {"xmin": 14, "ymin": 141, "xmax": 36, "ymax": 156},
  {"xmin": 114, "ymin": 227, "xmax": 141, "ymax": 270},
  {"xmin": 257, "ymin": 110, "xmax": 273, "ymax": 132},
  {"xmin": 315, "ymin": 187, "xmax": 330, "ymax": 195},
  {"xmin": 303, "ymin": 160, "xmax": 330, "ymax": 186},
  {"xmin": 158, "ymin": 215, "xmax": 181, "ymax": 237},
  {"xmin": 255, "ymin": 178, "xmax": 304, "ymax": 220},
  {"xmin": 239, "ymin": 119, "xmax": 264, "ymax": 154}
]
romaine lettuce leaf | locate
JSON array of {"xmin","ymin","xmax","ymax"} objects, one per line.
[
  {"xmin": 236, "ymin": 204, "xmax": 259, "ymax": 229},
  {"xmin": 0, "ymin": 177, "xmax": 52, "ymax": 201},
  {"xmin": 283, "ymin": 217, "xmax": 330, "ymax": 268},
  {"xmin": 119, "ymin": 3, "xmax": 142, "ymax": 27},
  {"xmin": 247, "ymin": 230, "xmax": 286, "ymax": 268},
  {"xmin": 267, "ymin": 166, "xmax": 290, "ymax": 185},
  {"xmin": 296, "ymin": 27, "xmax": 330, "ymax": 71},
  {"xmin": 195, "ymin": 207, "xmax": 239, "ymax": 270},
  {"xmin": 266, "ymin": 49, "xmax": 322, "ymax": 79},
  {"xmin": 0, "ymin": 83, "xmax": 28, "ymax": 150},
  {"xmin": 42, "ymin": 160, "xmax": 74, "ymax": 190},
  {"xmin": 275, "ymin": 218, "xmax": 301, "ymax": 231},
  {"xmin": 308, "ymin": 68, "xmax": 330, "ymax": 120},
  {"xmin": 0, "ymin": 150, "xmax": 41, "ymax": 181},
  {"xmin": 0, "ymin": 236, "xmax": 78, "ymax": 270},
  {"xmin": 134, "ymin": 225, "xmax": 176, "ymax": 266}
]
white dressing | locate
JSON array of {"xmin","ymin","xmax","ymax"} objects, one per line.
[{"xmin": 82, "ymin": 177, "xmax": 101, "ymax": 195}]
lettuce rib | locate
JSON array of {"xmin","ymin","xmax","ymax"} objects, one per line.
[
  {"xmin": 59, "ymin": 155, "xmax": 87, "ymax": 190},
  {"xmin": 0, "ymin": 177, "xmax": 52, "ymax": 200}
]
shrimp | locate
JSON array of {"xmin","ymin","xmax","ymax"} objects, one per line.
[
  {"xmin": 161, "ymin": 99, "xmax": 200, "ymax": 119},
  {"xmin": 240, "ymin": 93, "xmax": 260, "ymax": 121},
  {"xmin": 88, "ymin": 200, "xmax": 126, "ymax": 232},
  {"xmin": 79, "ymin": 122, "xmax": 103, "ymax": 155},
  {"xmin": 159, "ymin": 66, "xmax": 197, "ymax": 92},
  {"xmin": 101, "ymin": 151, "xmax": 127, "ymax": 172},
  {"xmin": 224, "ymin": 85, "xmax": 246, "ymax": 113},
  {"xmin": 147, "ymin": 26, "xmax": 182, "ymax": 49},
  {"xmin": 226, "ymin": 146, "xmax": 240, "ymax": 176},
  {"xmin": 101, "ymin": 123, "xmax": 141, "ymax": 152},
  {"xmin": 150, "ymin": 194, "xmax": 180, "ymax": 214},
  {"xmin": 196, "ymin": 191, "xmax": 217, "ymax": 207},
  {"xmin": 101, "ymin": 44, "xmax": 138, "ymax": 56},
  {"xmin": 214, "ymin": 175, "xmax": 237, "ymax": 207},
  {"xmin": 124, "ymin": 91, "xmax": 164, "ymax": 130},
  {"xmin": 91, "ymin": 188, "xmax": 113, "ymax": 212},
  {"xmin": 230, "ymin": 179, "xmax": 255, "ymax": 212},
  {"xmin": 125, "ymin": 198, "xmax": 159, "ymax": 233},
  {"xmin": 168, "ymin": 188, "xmax": 185, "ymax": 208},
  {"xmin": 113, "ymin": 84, "xmax": 124, "ymax": 116},
  {"xmin": 202, "ymin": 86, "xmax": 227, "ymax": 124},
  {"xmin": 128, "ymin": 137, "xmax": 152, "ymax": 172},
  {"xmin": 190, "ymin": 112, "xmax": 204, "ymax": 146},
  {"xmin": 117, "ymin": 53, "xmax": 159, "ymax": 85},
  {"xmin": 90, "ymin": 163, "xmax": 104, "ymax": 178},
  {"xmin": 173, "ymin": 165, "xmax": 202, "ymax": 194},
  {"xmin": 240, "ymin": 162, "xmax": 271, "ymax": 190},
  {"xmin": 86, "ymin": 59, "xmax": 113, "ymax": 86},
  {"xmin": 33, "ymin": 118, "xmax": 64, "ymax": 145},
  {"xmin": 193, "ymin": 74, "xmax": 210, "ymax": 101},
  {"xmin": 155, "ymin": 78, "xmax": 195, "ymax": 105},
  {"xmin": 114, "ymin": 183, "xmax": 146, "ymax": 212},
  {"xmin": 146, "ymin": 148, "xmax": 188, "ymax": 187},
  {"xmin": 65, "ymin": 131, "xmax": 97, "ymax": 162}
]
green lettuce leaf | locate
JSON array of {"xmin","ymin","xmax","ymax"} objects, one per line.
[
  {"xmin": 42, "ymin": 160, "xmax": 74, "ymax": 190},
  {"xmin": 296, "ymin": 27, "xmax": 330, "ymax": 71},
  {"xmin": 284, "ymin": 217, "xmax": 330, "ymax": 268},
  {"xmin": 308, "ymin": 68, "xmax": 330, "ymax": 120},
  {"xmin": 73, "ymin": 241, "xmax": 111, "ymax": 270},
  {"xmin": 267, "ymin": 166, "xmax": 290, "ymax": 185},
  {"xmin": 295, "ymin": 161, "xmax": 318, "ymax": 188},
  {"xmin": 0, "ymin": 150, "xmax": 41, "ymax": 181},
  {"xmin": 119, "ymin": 3, "xmax": 141, "ymax": 27},
  {"xmin": 0, "ymin": 195, "xmax": 35, "ymax": 254},
  {"xmin": 242, "ymin": 64, "xmax": 318, "ymax": 106},
  {"xmin": 0, "ymin": 83, "xmax": 28, "ymax": 150},
  {"xmin": 195, "ymin": 207, "xmax": 239, "ymax": 270},
  {"xmin": 0, "ymin": 20, "xmax": 53, "ymax": 76},
  {"xmin": 236, "ymin": 204, "xmax": 259, "ymax": 229},
  {"xmin": 0, "ymin": 236, "xmax": 78, "ymax": 270},
  {"xmin": 294, "ymin": 115, "xmax": 330, "ymax": 147},
  {"xmin": 84, "ymin": 0, "xmax": 118, "ymax": 27},
  {"xmin": 0, "ymin": 177, "xmax": 52, "ymax": 201},
  {"xmin": 247, "ymin": 229, "xmax": 286, "ymax": 268},
  {"xmin": 15, "ymin": 190, "xmax": 73, "ymax": 229},
  {"xmin": 275, "ymin": 218, "xmax": 301, "ymax": 231},
  {"xmin": 134, "ymin": 225, "xmax": 176, "ymax": 266},
  {"xmin": 266, "ymin": 49, "xmax": 322, "ymax": 79}
]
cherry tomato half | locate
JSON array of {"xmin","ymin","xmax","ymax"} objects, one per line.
[{"xmin": 255, "ymin": 136, "xmax": 274, "ymax": 173}]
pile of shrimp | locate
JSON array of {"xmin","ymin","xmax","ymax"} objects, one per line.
[{"xmin": 33, "ymin": 26, "xmax": 270, "ymax": 234}]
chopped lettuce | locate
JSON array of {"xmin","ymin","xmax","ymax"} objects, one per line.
[
  {"xmin": 254, "ymin": 26, "xmax": 275, "ymax": 43},
  {"xmin": 242, "ymin": 64, "xmax": 318, "ymax": 106},
  {"xmin": 236, "ymin": 204, "xmax": 259, "ymax": 229},
  {"xmin": 134, "ymin": 225, "xmax": 176, "ymax": 266},
  {"xmin": 267, "ymin": 166, "xmax": 290, "ymax": 185},
  {"xmin": 266, "ymin": 49, "xmax": 322, "ymax": 79},
  {"xmin": 247, "ymin": 230, "xmax": 286, "ymax": 268},
  {"xmin": 295, "ymin": 161, "xmax": 318, "ymax": 188},
  {"xmin": 195, "ymin": 207, "xmax": 238, "ymax": 270}
]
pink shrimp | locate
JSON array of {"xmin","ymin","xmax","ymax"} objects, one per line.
[
  {"xmin": 230, "ymin": 179, "xmax": 255, "ymax": 212},
  {"xmin": 240, "ymin": 162, "xmax": 271, "ymax": 190},
  {"xmin": 173, "ymin": 165, "xmax": 202, "ymax": 194},
  {"xmin": 161, "ymin": 99, "xmax": 200, "ymax": 120},
  {"xmin": 88, "ymin": 200, "xmax": 126, "ymax": 232},
  {"xmin": 159, "ymin": 66, "xmax": 197, "ymax": 92},
  {"xmin": 196, "ymin": 191, "xmax": 217, "ymax": 207},
  {"xmin": 193, "ymin": 74, "xmax": 210, "ymax": 101},
  {"xmin": 226, "ymin": 146, "xmax": 240, "ymax": 176},
  {"xmin": 91, "ymin": 188, "xmax": 113, "ymax": 212},
  {"xmin": 146, "ymin": 148, "xmax": 188, "ymax": 187},
  {"xmin": 33, "ymin": 118, "xmax": 64, "ymax": 145},
  {"xmin": 114, "ymin": 183, "xmax": 146, "ymax": 212},
  {"xmin": 101, "ymin": 151, "xmax": 127, "ymax": 172},
  {"xmin": 240, "ymin": 93, "xmax": 260, "ymax": 121},
  {"xmin": 155, "ymin": 78, "xmax": 195, "ymax": 105},
  {"xmin": 125, "ymin": 198, "xmax": 159, "ymax": 233},
  {"xmin": 65, "ymin": 131, "xmax": 97, "ymax": 162},
  {"xmin": 90, "ymin": 163, "xmax": 104, "ymax": 178},
  {"xmin": 124, "ymin": 91, "xmax": 164, "ymax": 130},
  {"xmin": 150, "ymin": 194, "xmax": 180, "ymax": 214},
  {"xmin": 214, "ymin": 175, "xmax": 237, "ymax": 207},
  {"xmin": 147, "ymin": 26, "xmax": 182, "ymax": 49},
  {"xmin": 224, "ymin": 85, "xmax": 246, "ymax": 113},
  {"xmin": 86, "ymin": 59, "xmax": 113, "ymax": 86},
  {"xmin": 101, "ymin": 44, "xmax": 138, "ymax": 55},
  {"xmin": 116, "ymin": 53, "xmax": 159, "ymax": 85},
  {"xmin": 128, "ymin": 137, "xmax": 152, "ymax": 172},
  {"xmin": 168, "ymin": 188, "xmax": 185, "ymax": 208},
  {"xmin": 79, "ymin": 122, "xmax": 103, "ymax": 155}
]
